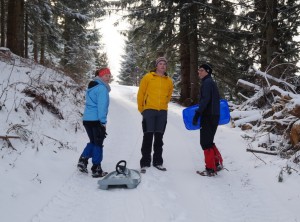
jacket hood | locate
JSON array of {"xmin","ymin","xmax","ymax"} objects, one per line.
[{"xmin": 92, "ymin": 76, "xmax": 111, "ymax": 92}]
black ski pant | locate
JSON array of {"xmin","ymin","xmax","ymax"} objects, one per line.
[
  {"xmin": 140, "ymin": 110, "xmax": 167, "ymax": 168},
  {"xmin": 140, "ymin": 132, "xmax": 164, "ymax": 167},
  {"xmin": 200, "ymin": 115, "xmax": 219, "ymax": 150}
]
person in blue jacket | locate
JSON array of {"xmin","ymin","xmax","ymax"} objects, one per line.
[
  {"xmin": 193, "ymin": 63, "xmax": 223, "ymax": 176},
  {"xmin": 77, "ymin": 68, "xmax": 111, "ymax": 178}
]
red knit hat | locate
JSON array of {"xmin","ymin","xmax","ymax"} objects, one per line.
[{"xmin": 97, "ymin": 68, "xmax": 111, "ymax": 77}]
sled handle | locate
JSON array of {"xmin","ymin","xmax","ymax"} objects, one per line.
[{"xmin": 116, "ymin": 160, "xmax": 127, "ymax": 175}]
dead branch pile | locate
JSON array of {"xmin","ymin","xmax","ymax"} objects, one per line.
[
  {"xmin": 22, "ymin": 87, "xmax": 64, "ymax": 120},
  {"xmin": 231, "ymin": 67, "xmax": 300, "ymax": 158}
]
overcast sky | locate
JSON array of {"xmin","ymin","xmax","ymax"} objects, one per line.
[{"xmin": 98, "ymin": 13, "xmax": 130, "ymax": 80}]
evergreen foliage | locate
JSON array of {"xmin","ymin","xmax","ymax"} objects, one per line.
[
  {"xmin": 1, "ymin": 0, "xmax": 299, "ymax": 97},
  {"xmin": 2, "ymin": 0, "xmax": 109, "ymax": 82},
  {"xmin": 240, "ymin": 0, "xmax": 300, "ymax": 80},
  {"xmin": 116, "ymin": 0, "xmax": 300, "ymax": 104}
]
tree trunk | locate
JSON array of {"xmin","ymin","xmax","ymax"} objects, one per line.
[
  {"xmin": 257, "ymin": 0, "xmax": 280, "ymax": 77},
  {"xmin": 188, "ymin": 3, "xmax": 199, "ymax": 105},
  {"xmin": 265, "ymin": 0, "xmax": 279, "ymax": 77},
  {"xmin": 0, "ymin": 0, "xmax": 5, "ymax": 47},
  {"xmin": 179, "ymin": 3, "xmax": 191, "ymax": 106},
  {"xmin": 40, "ymin": 27, "xmax": 45, "ymax": 65},
  {"xmin": 33, "ymin": 31, "xmax": 38, "ymax": 62},
  {"xmin": 24, "ymin": 9, "xmax": 28, "ymax": 58},
  {"xmin": 61, "ymin": 16, "xmax": 71, "ymax": 67},
  {"xmin": 6, "ymin": 0, "xmax": 24, "ymax": 57},
  {"xmin": 254, "ymin": 0, "xmax": 266, "ymax": 75}
]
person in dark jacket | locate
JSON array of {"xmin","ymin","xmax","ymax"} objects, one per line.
[
  {"xmin": 193, "ymin": 63, "xmax": 223, "ymax": 176},
  {"xmin": 77, "ymin": 68, "xmax": 111, "ymax": 178}
]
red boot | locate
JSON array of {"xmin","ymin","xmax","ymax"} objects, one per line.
[{"xmin": 212, "ymin": 144, "xmax": 223, "ymax": 171}]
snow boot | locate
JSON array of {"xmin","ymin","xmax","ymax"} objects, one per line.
[
  {"xmin": 91, "ymin": 164, "xmax": 108, "ymax": 178},
  {"xmin": 216, "ymin": 163, "xmax": 223, "ymax": 172},
  {"xmin": 140, "ymin": 166, "xmax": 149, "ymax": 174},
  {"xmin": 154, "ymin": 165, "xmax": 167, "ymax": 171},
  {"xmin": 197, "ymin": 168, "xmax": 217, "ymax": 177},
  {"xmin": 77, "ymin": 156, "xmax": 88, "ymax": 173}
]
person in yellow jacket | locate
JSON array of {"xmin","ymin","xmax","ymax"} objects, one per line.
[{"xmin": 137, "ymin": 57, "xmax": 173, "ymax": 173}]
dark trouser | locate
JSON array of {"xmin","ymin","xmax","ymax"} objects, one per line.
[
  {"xmin": 81, "ymin": 121, "xmax": 106, "ymax": 165},
  {"xmin": 140, "ymin": 110, "xmax": 167, "ymax": 168},
  {"xmin": 140, "ymin": 132, "xmax": 164, "ymax": 167},
  {"xmin": 200, "ymin": 115, "xmax": 219, "ymax": 150},
  {"xmin": 200, "ymin": 115, "xmax": 220, "ymax": 171}
]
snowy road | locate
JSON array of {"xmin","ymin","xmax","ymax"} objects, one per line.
[{"xmin": 30, "ymin": 85, "xmax": 299, "ymax": 222}]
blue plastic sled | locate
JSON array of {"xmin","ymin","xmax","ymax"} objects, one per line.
[{"xmin": 182, "ymin": 99, "xmax": 230, "ymax": 130}]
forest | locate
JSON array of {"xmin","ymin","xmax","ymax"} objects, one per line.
[{"xmin": 1, "ymin": 0, "xmax": 300, "ymax": 158}]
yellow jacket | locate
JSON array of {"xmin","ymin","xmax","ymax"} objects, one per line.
[{"xmin": 137, "ymin": 71, "xmax": 174, "ymax": 113}]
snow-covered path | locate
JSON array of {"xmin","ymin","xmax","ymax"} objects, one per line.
[{"xmin": 30, "ymin": 85, "xmax": 300, "ymax": 222}]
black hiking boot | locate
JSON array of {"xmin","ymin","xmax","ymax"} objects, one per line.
[
  {"xmin": 140, "ymin": 166, "xmax": 149, "ymax": 173},
  {"xmin": 197, "ymin": 168, "xmax": 217, "ymax": 177},
  {"xmin": 91, "ymin": 164, "xmax": 108, "ymax": 178},
  {"xmin": 77, "ymin": 156, "xmax": 88, "ymax": 173},
  {"xmin": 154, "ymin": 165, "xmax": 167, "ymax": 171},
  {"xmin": 216, "ymin": 164, "xmax": 223, "ymax": 172}
]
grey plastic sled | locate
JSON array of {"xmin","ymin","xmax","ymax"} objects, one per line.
[{"xmin": 98, "ymin": 160, "xmax": 141, "ymax": 190}]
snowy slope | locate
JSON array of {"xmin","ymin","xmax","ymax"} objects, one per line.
[{"xmin": 1, "ymin": 58, "xmax": 300, "ymax": 222}]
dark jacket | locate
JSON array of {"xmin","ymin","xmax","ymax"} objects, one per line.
[{"xmin": 196, "ymin": 74, "xmax": 220, "ymax": 116}]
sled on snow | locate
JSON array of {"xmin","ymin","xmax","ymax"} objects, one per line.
[{"xmin": 98, "ymin": 160, "xmax": 141, "ymax": 190}]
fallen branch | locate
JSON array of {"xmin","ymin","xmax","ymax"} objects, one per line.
[
  {"xmin": 22, "ymin": 87, "xmax": 64, "ymax": 120},
  {"xmin": 0, "ymin": 135, "xmax": 20, "ymax": 150},
  {"xmin": 239, "ymin": 88, "xmax": 269, "ymax": 110},
  {"xmin": 246, "ymin": 148, "xmax": 278, "ymax": 156},
  {"xmin": 43, "ymin": 134, "xmax": 62, "ymax": 144},
  {"xmin": 237, "ymin": 79, "xmax": 261, "ymax": 92},
  {"xmin": 0, "ymin": 135, "xmax": 21, "ymax": 139},
  {"xmin": 42, "ymin": 134, "xmax": 72, "ymax": 150},
  {"xmin": 253, "ymin": 67, "xmax": 296, "ymax": 92}
]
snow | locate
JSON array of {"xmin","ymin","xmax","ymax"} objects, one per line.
[
  {"xmin": 1, "ymin": 57, "xmax": 300, "ymax": 222},
  {"xmin": 230, "ymin": 110, "xmax": 261, "ymax": 119},
  {"xmin": 237, "ymin": 79, "xmax": 261, "ymax": 91},
  {"xmin": 271, "ymin": 85, "xmax": 297, "ymax": 99},
  {"xmin": 253, "ymin": 67, "xmax": 296, "ymax": 91}
]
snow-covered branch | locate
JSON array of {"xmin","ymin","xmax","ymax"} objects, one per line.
[{"xmin": 233, "ymin": 67, "xmax": 300, "ymax": 157}]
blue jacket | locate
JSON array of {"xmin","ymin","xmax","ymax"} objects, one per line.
[
  {"xmin": 82, "ymin": 78, "xmax": 110, "ymax": 124},
  {"xmin": 197, "ymin": 74, "xmax": 220, "ymax": 116}
]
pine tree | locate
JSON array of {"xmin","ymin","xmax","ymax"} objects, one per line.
[
  {"xmin": 241, "ymin": 0, "xmax": 300, "ymax": 79},
  {"xmin": 3, "ymin": 0, "xmax": 109, "ymax": 82},
  {"xmin": 114, "ymin": 0, "xmax": 300, "ymax": 102},
  {"xmin": 6, "ymin": 0, "xmax": 24, "ymax": 57},
  {"xmin": 0, "ymin": 0, "xmax": 6, "ymax": 47}
]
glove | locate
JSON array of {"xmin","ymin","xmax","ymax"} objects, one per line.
[
  {"xmin": 192, "ymin": 111, "xmax": 200, "ymax": 126},
  {"xmin": 100, "ymin": 123, "xmax": 108, "ymax": 138}
]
